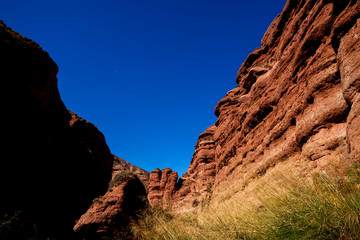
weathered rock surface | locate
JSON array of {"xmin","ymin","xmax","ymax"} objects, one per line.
[
  {"xmin": 74, "ymin": 174, "xmax": 148, "ymax": 240},
  {"xmin": 148, "ymin": 0, "xmax": 360, "ymax": 211},
  {"xmin": 0, "ymin": 20, "xmax": 113, "ymax": 239},
  {"xmin": 338, "ymin": 16, "xmax": 360, "ymax": 162},
  {"xmin": 148, "ymin": 168, "xmax": 178, "ymax": 208}
]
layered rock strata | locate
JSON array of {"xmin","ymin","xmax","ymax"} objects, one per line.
[
  {"xmin": 148, "ymin": 0, "xmax": 360, "ymax": 212},
  {"xmin": 148, "ymin": 168, "xmax": 178, "ymax": 208}
]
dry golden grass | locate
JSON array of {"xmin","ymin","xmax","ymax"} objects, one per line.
[{"xmin": 131, "ymin": 164, "xmax": 360, "ymax": 240}]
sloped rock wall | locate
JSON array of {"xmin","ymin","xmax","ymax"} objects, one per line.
[{"xmin": 148, "ymin": 0, "xmax": 360, "ymax": 212}]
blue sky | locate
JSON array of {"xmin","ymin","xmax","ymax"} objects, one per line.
[{"xmin": 2, "ymin": 0, "xmax": 286, "ymax": 176}]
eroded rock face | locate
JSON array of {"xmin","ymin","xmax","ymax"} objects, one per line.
[
  {"xmin": 148, "ymin": 0, "xmax": 360, "ymax": 211},
  {"xmin": 74, "ymin": 174, "xmax": 148, "ymax": 240},
  {"xmin": 0, "ymin": 20, "xmax": 113, "ymax": 239},
  {"xmin": 148, "ymin": 126, "xmax": 217, "ymax": 210},
  {"xmin": 148, "ymin": 168, "xmax": 178, "ymax": 208},
  {"xmin": 337, "ymin": 17, "xmax": 360, "ymax": 162}
]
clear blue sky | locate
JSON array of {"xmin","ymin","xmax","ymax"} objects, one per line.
[{"xmin": 2, "ymin": 0, "xmax": 286, "ymax": 176}]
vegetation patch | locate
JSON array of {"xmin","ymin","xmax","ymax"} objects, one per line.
[
  {"xmin": 131, "ymin": 166, "xmax": 360, "ymax": 240},
  {"xmin": 108, "ymin": 171, "xmax": 135, "ymax": 189}
]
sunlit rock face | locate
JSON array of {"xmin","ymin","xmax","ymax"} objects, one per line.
[
  {"xmin": 148, "ymin": 168, "xmax": 179, "ymax": 208},
  {"xmin": 147, "ymin": 0, "xmax": 360, "ymax": 212}
]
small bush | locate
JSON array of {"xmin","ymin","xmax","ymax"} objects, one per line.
[{"xmin": 108, "ymin": 171, "xmax": 134, "ymax": 189}]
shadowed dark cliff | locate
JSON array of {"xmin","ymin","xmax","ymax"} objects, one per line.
[{"xmin": 0, "ymin": 20, "xmax": 113, "ymax": 239}]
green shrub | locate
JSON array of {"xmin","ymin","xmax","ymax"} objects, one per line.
[{"xmin": 108, "ymin": 171, "xmax": 134, "ymax": 189}]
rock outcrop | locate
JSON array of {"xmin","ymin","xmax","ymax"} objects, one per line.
[
  {"xmin": 148, "ymin": 0, "xmax": 360, "ymax": 211},
  {"xmin": 148, "ymin": 168, "xmax": 178, "ymax": 208},
  {"xmin": 0, "ymin": 20, "xmax": 113, "ymax": 239},
  {"xmin": 73, "ymin": 156, "xmax": 150, "ymax": 238},
  {"xmin": 74, "ymin": 173, "xmax": 148, "ymax": 240}
]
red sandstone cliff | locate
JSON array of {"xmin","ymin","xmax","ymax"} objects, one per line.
[
  {"xmin": 0, "ymin": 21, "xmax": 113, "ymax": 239},
  {"xmin": 148, "ymin": 0, "xmax": 360, "ymax": 211}
]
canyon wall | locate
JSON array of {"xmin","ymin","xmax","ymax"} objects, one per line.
[
  {"xmin": 1, "ymin": 0, "xmax": 360, "ymax": 236},
  {"xmin": 0, "ymin": 21, "xmax": 114, "ymax": 239},
  {"xmin": 148, "ymin": 0, "xmax": 360, "ymax": 212}
]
